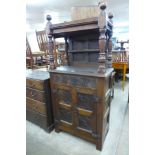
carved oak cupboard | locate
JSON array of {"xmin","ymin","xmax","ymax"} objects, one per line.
[{"xmin": 46, "ymin": 1, "xmax": 114, "ymax": 150}]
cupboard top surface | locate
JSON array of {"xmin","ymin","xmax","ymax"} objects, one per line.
[
  {"xmin": 50, "ymin": 66, "xmax": 113, "ymax": 77},
  {"xmin": 26, "ymin": 69, "xmax": 50, "ymax": 80},
  {"xmin": 50, "ymin": 17, "xmax": 100, "ymax": 38},
  {"xmin": 52, "ymin": 17, "xmax": 98, "ymax": 30}
]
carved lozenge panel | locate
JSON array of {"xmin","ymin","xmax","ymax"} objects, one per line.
[
  {"xmin": 53, "ymin": 74, "xmax": 96, "ymax": 88},
  {"xmin": 59, "ymin": 108, "xmax": 72, "ymax": 123},
  {"xmin": 77, "ymin": 93, "xmax": 98, "ymax": 111},
  {"xmin": 78, "ymin": 115, "xmax": 92, "ymax": 131},
  {"xmin": 57, "ymin": 89, "xmax": 71, "ymax": 104}
]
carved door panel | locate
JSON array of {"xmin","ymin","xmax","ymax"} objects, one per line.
[
  {"xmin": 53, "ymin": 85, "xmax": 73, "ymax": 131},
  {"xmin": 74, "ymin": 88, "xmax": 98, "ymax": 140}
]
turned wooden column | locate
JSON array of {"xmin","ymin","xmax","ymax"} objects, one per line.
[
  {"xmin": 107, "ymin": 12, "xmax": 113, "ymax": 68},
  {"xmin": 64, "ymin": 37, "xmax": 69, "ymax": 65},
  {"xmin": 46, "ymin": 15, "xmax": 56, "ymax": 70},
  {"xmin": 97, "ymin": 1, "xmax": 107, "ymax": 74},
  {"xmin": 53, "ymin": 38, "xmax": 59, "ymax": 67}
]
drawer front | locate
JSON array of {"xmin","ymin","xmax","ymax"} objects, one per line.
[
  {"xmin": 26, "ymin": 79, "xmax": 44, "ymax": 91},
  {"xmin": 26, "ymin": 97, "xmax": 46, "ymax": 115},
  {"xmin": 26, "ymin": 108, "xmax": 47, "ymax": 129},
  {"xmin": 26, "ymin": 87, "xmax": 45, "ymax": 103}
]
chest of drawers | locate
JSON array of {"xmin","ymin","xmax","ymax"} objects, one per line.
[{"xmin": 26, "ymin": 69, "xmax": 54, "ymax": 132}]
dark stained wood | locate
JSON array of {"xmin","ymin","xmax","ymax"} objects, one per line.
[
  {"xmin": 50, "ymin": 17, "xmax": 98, "ymax": 38},
  {"xmin": 97, "ymin": 2, "xmax": 107, "ymax": 74},
  {"xmin": 67, "ymin": 34, "xmax": 99, "ymax": 66},
  {"xmin": 50, "ymin": 66, "xmax": 113, "ymax": 150},
  {"xmin": 46, "ymin": 6, "xmax": 113, "ymax": 74},
  {"xmin": 106, "ymin": 12, "xmax": 114, "ymax": 68},
  {"xmin": 96, "ymin": 77, "xmax": 104, "ymax": 150},
  {"xmin": 26, "ymin": 97, "xmax": 46, "ymax": 115},
  {"xmin": 26, "ymin": 108, "xmax": 47, "ymax": 129},
  {"xmin": 50, "ymin": 66, "xmax": 113, "ymax": 78},
  {"xmin": 64, "ymin": 37, "xmax": 69, "ymax": 65},
  {"xmin": 26, "ymin": 69, "xmax": 54, "ymax": 132},
  {"xmin": 45, "ymin": 0, "xmax": 114, "ymax": 150},
  {"xmin": 52, "ymin": 17, "xmax": 98, "ymax": 29},
  {"xmin": 26, "ymin": 79, "xmax": 44, "ymax": 91},
  {"xmin": 26, "ymin": 87, "xmax": 45, "ymax": 102},
  {"xmin": 46, "ymin": 15, "xmax": 55, "ymax": 70}
]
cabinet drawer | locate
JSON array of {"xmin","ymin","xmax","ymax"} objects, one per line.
[
  {"xmin": 26, "ymin": 97, "xmax": 46, "ymax": 115},
  {"xmin": 26, "ymin": 79, "xmax": 44, "ymax": 91},
  {"xmin": 26, "ymin": 108, "xmax": 47, "ymax": 129},
  {"xmin": 26, "ymin": 87, "xmax": 45, "ymax": 102}
]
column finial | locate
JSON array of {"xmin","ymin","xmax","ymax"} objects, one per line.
[{"xmin": 98, "ymin": 1, "xmax": 107, "ymax": 10}]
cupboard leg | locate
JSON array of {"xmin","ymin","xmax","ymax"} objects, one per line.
[
  {"xmin": 96, "ymin": 142, "xmax": 102, "ymax": 151},
  {"xmin": 55, "ymin": 128, "xmax": 61, "ymax": 133}
]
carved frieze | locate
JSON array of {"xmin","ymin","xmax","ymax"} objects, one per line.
[{"xmin": 53, "ymin": 74, "xmax": 96, "ymax": 88}]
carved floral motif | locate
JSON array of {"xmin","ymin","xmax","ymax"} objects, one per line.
[{"xmin": 53, "ymin": 74, "xmax": 96, "ymax": 88}]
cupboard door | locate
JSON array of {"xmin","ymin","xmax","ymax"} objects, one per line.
[
  {"xmin": 53, "ymin": 85, "xmax": 73, "ymax": 131},
  {"xmin": 74, "ymin": 88, "xmax": 98, "ymax": 140}
]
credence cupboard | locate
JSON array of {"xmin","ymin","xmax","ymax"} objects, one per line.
[
  {"xmin": 50, "ymin": 67, "xmax": 113, "ymax": 150},
  {"xmin": 46, "ymin": 1, "xmax": 114, "ymax": 150}
]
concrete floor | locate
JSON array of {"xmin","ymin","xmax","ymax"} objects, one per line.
[
  {"xmin": 116, "ymin": 105, "xmax": 129, "ymax": 155},
  {"xmin": 26, "ymin": 80, "xmax": 129, "ymax": 155}
]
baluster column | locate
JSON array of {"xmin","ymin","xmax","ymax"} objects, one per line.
[
  {"xmin": 107, "ymin": 12, "xmax": 113, "ymax": 68},
  {"xmin": 46, "ymin": 15, "xmax": 56, "ymax": 70},
  {"xmin": 97, "ymin": 1, "xmax": 107, "ymax": 74}
]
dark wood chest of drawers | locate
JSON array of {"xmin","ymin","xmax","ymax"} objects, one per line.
[{"xmin": 26, "ymin": 69, "xmax": 54, "ymax": 132}]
